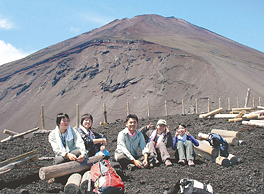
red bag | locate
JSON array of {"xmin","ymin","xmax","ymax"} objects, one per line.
[{"xmin": 90, "ymin": 159, "xmax": 125, "ymax": 194}]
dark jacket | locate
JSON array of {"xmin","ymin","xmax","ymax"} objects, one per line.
[
  {"xmin": 172, "ymin": 135, "xmax": 199, "ymax": 150},
  {"xmin": 139, "ymin": 126, "xmax": 173, "ymax": 148},
  {"xmin": 77, "ymin": 126, "xmax": 106, "ymax": 156}
]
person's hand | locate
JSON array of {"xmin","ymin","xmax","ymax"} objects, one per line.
[
  {"xmin": 147, "ymin": 123, "xmax": 154, "ymax": 129},
  {"xmin": 101, "ymin": 138, "xmax": 107, "ymax": 145},
  {"xmin": 133, "ymin": 160, "xmax": 144, "ymax": 168},
  {"xmin": 66, "ymin": 153, "xmax": 77, "ymax": 161},
  {"xmin": 186, "ymin": 130, "xmax": 190, "ymax": 136},
  {"xmin": 142, "ymin": 159, "xmax": 148, "ymax": 167},
  {"xmin": 100, "ymin": 145, "xmax": 106, "ymax": 151},
  {"xmin": 175, "ymin": 129, "xmax": 179, "ymax": 137},
  {"xmin": 76, "ymin": 154, "xmax": 86, "ymax": 162},
  {"xmin": 166, "ymin": 126, "xmax": 170, "ymax": 134}
]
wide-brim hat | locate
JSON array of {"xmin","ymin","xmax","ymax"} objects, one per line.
[{"xmin": 157, "ymin": 119, "xmax": 167, "ymax": 126}]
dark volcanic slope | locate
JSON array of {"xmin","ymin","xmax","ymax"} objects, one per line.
[
  {"xmin": 0, "ymin": 14, "xmax": 264, "ymax": 140},
  {"xmin": 0, "ymin": 114, "xmax": 263, "ymax": 193}
]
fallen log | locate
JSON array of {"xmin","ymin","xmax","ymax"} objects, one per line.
[
  {"xmin": 0, "ymin": 150, "xmax": 38, "ymax": 175},
  {"xmin": 39, "ymin": 155, "xmax": 103, "ymax": 180},
  {"xmin": 200, "ymin": 108, "xmax": 223, "ymax": 118},
  {"xmin": 242, "ymin": 121, "xmax": 264, "ymax": 128},
  {"xmin": 211, "ymin": 129, "xmax": 243, "ymax": 139},
  {"xmin": 228, "ymin": 118, "xmax": 243, "ymax": 122},
  {"xmin": 232, "ymin": 107, "xmax": 252, "ymax": 112},
  {"xmin": 1, "ymin": 127, "xmax": 39, "ymax": 143},
  {"xmin": 3, "ymin": 129, "xmax": 19, "ymax": 136},
  {"xmin": 80, "ymin": 171, "xmax": 93, "ymax": 194},
  {"xmin": 235, "ymin": 110, "xmax": 246, "ymax": 118},
  {"xmin": 257, "ymin": 106, "xmax": 264, "ymax": 110},
  {"xmin": 194, "ymin": 147, "xmax": 230, "ymax": 167},
  {"xmin": 227, "ymin": 154, "xmax": 238, "ymax": 165},
  {"xmin": 197, "ymin": 133, "xmax": 209, "ymax": 140},
  {"xmin": 64, "ymin": 173, "xmax": 82, "ymax": 194},
  {"xmin": 195, "ymin": 140, "xmax": 219, "ymax": 158},
  {"xmin": 223, "ymin": 137, "xmax": 239, "ymax": 146}
]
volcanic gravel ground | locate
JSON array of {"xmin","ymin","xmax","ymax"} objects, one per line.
[{"xmin": 0, "ymin": 114, "xmax": 263, "ymax": 193}]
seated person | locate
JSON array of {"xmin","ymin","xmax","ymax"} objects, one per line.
[
  {"xmin": 77, "ymin": 114, "xmax": 108, "ymax": 157},
  {"xmin": 49, "ymin": 113, "xmax": 86, "ymax": 165},
  {"xmin": 139, "ymin": 119, "xmax": 173, "ymax": 167},
  {"xmin": 114, "ymin": 114, "xmax": 149, "ymax": 170},
  {"xmin": 172, "ymin": 124, "xmax": 199, "ymax": 166}
]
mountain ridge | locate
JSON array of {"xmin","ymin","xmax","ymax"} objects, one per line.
[{"xmin": 0, "ymin": 14, "xmax": 263, "ymax": 140}]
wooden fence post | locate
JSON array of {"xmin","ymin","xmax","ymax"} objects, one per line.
[
  {"xmin": 41, "ymin": 105, "xmax": 45, "ymax": 130},
  {"xmin": 165, "ymin": 100, "xmax": 168, "ymax": 116},
  {"xmin": 237, "ymin": 98, "xmax": 239, "ymax": 108},
  {"xmin": 182, "ymin": 99, "xmax": 185, "ymax": 115},
  {"xmin": 126, "ymin": 102, "xmax": 130, "ymax": 116},
  {"xmin": 195, "ymin": 98, "xmax": 198, "ymax": 114},
  {"xmin": 244, "ymin": 88, "xmax": 250, "ymax": 107},
  {"xmin": 219, "ymin": 98, "xmax": 221, "ymax": 108},
  {"xmin": 228, "ymin": 98, "xmax": 231, "ymax": 111},
  {"xmin": 208, "ymin": 98, "xmax": 210, "ymax": 112},
  {"xmin": 259, "ymin": 97, "xmax": 261, "ymax": 106},
  {"xmin": 253, "ymin": 97, "xmax": 255, "ymax": 107},
  {"xmin": 147, "ymin": 101, "xmax": 150, "ymax": 117},
  {"xmin": 76, "ymin": 104, "xmax": 79, "ymax": 129},
  {"xmin": 103, "ymin": 103, "xmax": 107, "ymax": 124}
]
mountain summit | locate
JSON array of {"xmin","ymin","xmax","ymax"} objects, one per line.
[{"xmin": 0, "ymin": 14, "xmax": 263, "ymax": 139}]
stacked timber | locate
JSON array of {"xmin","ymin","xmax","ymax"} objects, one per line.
[{"xmin": 64, "ymin": 173, "xmax": 82, "ymax": 194}]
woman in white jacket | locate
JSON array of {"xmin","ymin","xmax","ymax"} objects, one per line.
[{"xmin": 49, "ymin": 113, "xmax": 86, "ymax": 164}]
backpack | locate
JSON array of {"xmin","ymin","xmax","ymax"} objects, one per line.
[
  {"xmin": 169, "ymin": 178, "xmax": 213, "ymax": 194},
  {"xmin": 208, "ymin": 133, "xmax": 229, "ymax": 157},
  {"xmin": 89, "ymin": 159, "xmax": 125, "ymax": 194}
]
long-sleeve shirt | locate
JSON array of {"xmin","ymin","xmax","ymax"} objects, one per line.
[
  {"xmin": 49, "ymin": 126, "xmax": 86, "ymax": 157},
  {"xmin": 115, "ymin": 127, "xmax": 149, "ymax": 161},
  {"xmin": 138, "ymin": 126, "xmax": 173, "ymax": 148},
  {"xmin": 172, "ymin": 134, "xmax": 199, "ymax": 150}
]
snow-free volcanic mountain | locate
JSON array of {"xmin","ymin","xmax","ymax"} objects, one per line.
[{"xmin": 0, "ymin": 14, "xmax": 264, "ymax": 140}]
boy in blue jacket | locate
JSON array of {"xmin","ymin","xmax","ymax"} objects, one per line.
[{"xmin": 173, "ymin": 124, "xmax": 199, "ymax": 166}]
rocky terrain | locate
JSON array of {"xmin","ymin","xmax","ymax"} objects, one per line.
[
  {"xmin": 0, "ymin": 114, "xmax": 263, "ymax": 193},
  {"xmin": 0, "ymin": 14, "xmax": 264, "ymax": 141}
]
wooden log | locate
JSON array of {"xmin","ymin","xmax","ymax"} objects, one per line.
[
  {"xmin": 228, "ymin": 118, "xmax": 243, "ymax": 122},
  {"xmin": 249, "ymin": 110, "xmax": 264, "ymax": 115},
  {"xmin": 1, "ymin": 127, "xmax": 39, "ymax": 143},
  {"xmin": 200, "ymin": 108, "xmax": 223, "ymax": 118},
  {"xmin": 235, "ymin": 110, "xmax": 246, "ymax": 118},
  {"xmin": 257, "ymin": 106, "xmax": 264, "ymax": 110},
  {"xmin": 3, "ymin": 129, "xmax": 19, "ymax": 136},
  {"xmin": 0, "ymin": 150, "xmax": 38, "ymax": 175},
  {"xmin": 211, "ymin": 129, "xmax": 243, "ymax": 139},
  {"xmin": 194, "ymin": 147, "xmax": 230, "ymax": 167},
  {"xmin": 247, "ymin": 120, "xmax": 264, "ymax": 123},
  {"xmin": 39, "ymin": 155, "xmax": 103, "ymax": 180},
  {"xmin": 224, "ymin": 137, "xmax": 239, "ymax": 146},
  {"xmin": 64, "ymin": 173, "xmax": 82, "ymax": 194},
  {"xmin": 242, "ymin": 121, "xmax": 264, "ymax": 128},
  {"xmin": 80, "ymin": 171, "xmax": 93, "ymax": 194},
  {"xmin": 232, "ymin": 107, "xmax": 252, "ymax": 112},
  {"xmin": 198, "ymin": 133, "xmax": 209, "ymax": 140},
  {"xmin": 195, "ymin": 140, "xmax": 219, "ymax": 158},
  {"xmin": 227, "ymin": 154, "xmax": 238, "ymax": 165},
  {"xmin": 245, "ymin": 114, "xmax": 259, "ymax": 120}
]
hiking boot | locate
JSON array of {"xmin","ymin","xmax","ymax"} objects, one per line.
[
  {"xmin": 165, "ymin": 159, "xmax": 173, "ymax": 167},
  {"xmin": 127, "ymin": 164, "xmax": 136, "ymax": 171},
  {"xmin": 178, "ymin": 159, "xmax": 185, "ymax": 165},
  {"xmin": 188, "ymin": 159, "xmax": 195, "ymax": 166}
]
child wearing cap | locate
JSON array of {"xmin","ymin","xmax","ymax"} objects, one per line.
[
  {"xmin": 139, "ymin": 119, "xmax": 173, "ymax": 167},
  {"xmin": 172, "ymin": 124, "xmax": 199, "ymax": 166}
]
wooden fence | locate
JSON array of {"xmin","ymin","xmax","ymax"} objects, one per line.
[{"xmin": 39, "ymin": 94, "xmax": 262, "ymax": 130}]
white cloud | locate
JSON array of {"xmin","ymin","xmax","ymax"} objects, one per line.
[
  {"xmin": 82, "ymin": 14, "xmax": 113, "ymax": 25},
  {"xmin": 0, "ymin": 40, "xmax": 30, "ymax": 66},
  {"xmin": 0, "ymin": 17, "xmax": 13, "ymax": 30}
]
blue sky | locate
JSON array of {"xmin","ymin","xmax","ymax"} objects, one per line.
[{"xmin": 0, "ymin": 0, "xmax": 263, "ymax": 65}]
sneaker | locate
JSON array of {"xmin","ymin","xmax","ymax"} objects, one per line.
[
  {"xmin": 188, "ymin": 160, "xmax": 195, "ymax": 166},
  {"xmin": 127, "ymin": 164, "xmax": 136, "ymax": 171},
  {"xmin": 165, "ymin": 159, "xmax": 173, "ymax": 167},
  {"xmin": 178, "ymin": 159, "xmax": 185, "ymax": 165}
]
